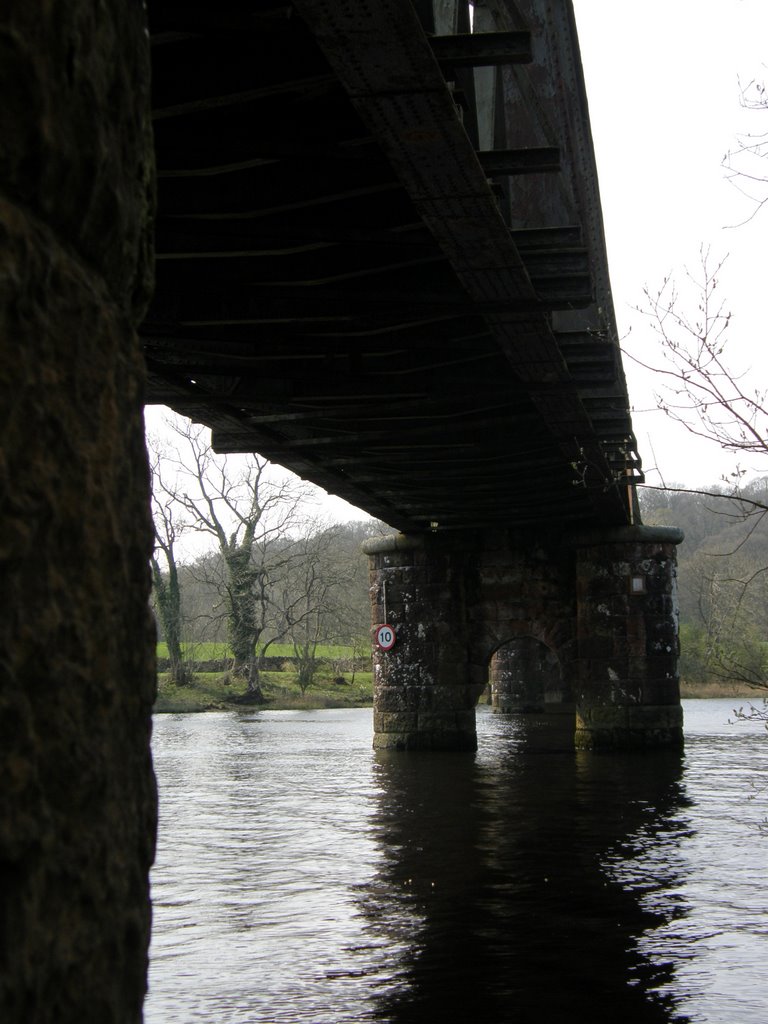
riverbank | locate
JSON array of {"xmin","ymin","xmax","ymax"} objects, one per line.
[
  {"xmin": 680, "ymin": 679, "xmax": 767, "ymax": 699},
  {"xmin": 154, "ymin": 669, "xmax": 374, "ymax": 713}
]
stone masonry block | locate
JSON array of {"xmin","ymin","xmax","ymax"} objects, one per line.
[
  {"xmin": 416, "ymin": 710, "xmax": 476, "ymax": 734},
  {"xmin": 374, "ymin": 711, "xmax": 418, "ymax": 734},
  {"xmin": 0, "ymin": 2, "xmax": 154, "ymax": 318},
  {"xmin": 576, "ymin": 706, "xmax": 630, "ymax": 730},
  {"xmin": 0, "ymin": 15, "xmax": 156, "ymax": 1004}
]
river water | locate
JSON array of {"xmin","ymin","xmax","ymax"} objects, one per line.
[{"xmin": 145, "ymin": 700, "xmax": 768, "ymax": 1023}]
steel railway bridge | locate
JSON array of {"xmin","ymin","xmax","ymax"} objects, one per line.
[
  {"xmin": 143, "ymin": 0, "xmax": 643, "ymax": 533},
  {"xmin": 142, "ymin": 0, "xmax": 683, "ymax": 753}
]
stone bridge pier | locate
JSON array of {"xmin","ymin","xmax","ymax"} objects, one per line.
[{"xmin": 363, "ymin": 525, "xmax": 684, "ymax": 751}]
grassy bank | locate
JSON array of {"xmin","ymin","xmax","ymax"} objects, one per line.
[
  {"xmin": 155, "ymin": 668, "xmax": 373, "ymax": 713},
  {"xmin": 680, "ymin": 679, "xmax": 768, "ymax": 699},
  {"xmin": 154, "ymin": 639, "xmax": 374, "ymax": 712},
  {"xmin": 156, "ymin": 641, "xmax": 362, "ymax": 662}
]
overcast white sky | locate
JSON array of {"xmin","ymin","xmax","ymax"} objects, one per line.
[
  {"xmin": 573, "ymin": 0, "xmax": 768, "ymax": 488},
  {"xmin": 147, "ymin": 1, "xmax": 768, "ymax": 518}
]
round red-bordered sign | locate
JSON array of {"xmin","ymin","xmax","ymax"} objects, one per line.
[{"xmin": 375, "ymin": 624, "xmax": 396, "ymax": 651}]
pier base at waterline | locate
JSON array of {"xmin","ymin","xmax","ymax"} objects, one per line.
[{"xmin": 573, "ymin": 526, "xmax": 685, "ymax": 750}]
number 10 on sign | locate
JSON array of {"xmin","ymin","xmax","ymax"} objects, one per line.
[{"xmin": 376, "ymin": 624, "xmax": 396, "ymax": 651}]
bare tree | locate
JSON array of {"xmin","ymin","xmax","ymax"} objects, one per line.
[
  {"xmin": 723, "ymin": 75, "xmax": 768, "ymax": 223},
  {"xmin": 164, "ymin": 418, "xmax": 312, "ymax": 700},
  {"xmin": 629, "ymin": 64, "xmax": 768, "ymax": 462},
  {"xmin": 631, "ymin": 247, "xmax": 768, "ymax": 463},
  {"xmin": 275, "ymin": 523, "xmax": 363, "ymax": 695},
  {"xmin": 148, "ymin": 442, "xmax": 193, "ymax": 686},
  {"xmin": 628, "ymin": 243, "xmax": 768, "ymax": 713},
  {"xmin": 327, "ymin": 521, "xmax": 380, "ymax": 684},
  {"xmin": 625, "ymin": 67, "xmax": 768, "ymax": 720}
]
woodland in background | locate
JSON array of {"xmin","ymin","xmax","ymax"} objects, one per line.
[{"xmin": 640, "ymin": 479, "xmax": 768, "ymax": 690}]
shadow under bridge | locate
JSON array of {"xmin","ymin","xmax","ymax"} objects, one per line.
[{"xmin": 141, "ymin": 0, "xmax": 643, "ymax": 534}]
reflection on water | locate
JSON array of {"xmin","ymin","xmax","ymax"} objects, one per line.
[
  {"xmin": 365, "ymin": 723, "xmax": 688, "ymax": 1023},
  {"xmin": 146, "ymin": 702, "xmax": 768, "ymax": 1023}
]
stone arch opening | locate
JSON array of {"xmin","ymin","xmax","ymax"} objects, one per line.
[
  {"xmin": 485, "ymin": 635, "xmax": 576, "ymax": 750},
  {"xmin": 489, "ymin": 635, "xmax": 568, "ymax": 714}
]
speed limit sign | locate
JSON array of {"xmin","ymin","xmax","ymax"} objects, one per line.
[{"xmin": 375, "ymin": 624, "xmax": 396, "ymax": 651}]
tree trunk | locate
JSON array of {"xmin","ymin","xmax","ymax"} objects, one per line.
[
  {"xmin": 151, "ymin": 557, "xmax": 190, "ymax": 686},
  {"xmin": 245, "ymin": 661, "xmax": 266, "ymax": 702},
  {"xmin": 225, "ymin": 548, "xmax": 260, "ymax": 681}
]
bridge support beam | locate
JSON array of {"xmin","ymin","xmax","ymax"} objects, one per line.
[
  {"xmin": 574, "ymin": 526, "xmax": 685, "ymax": 750},
  {"xmin": 363, "ymin": 535, "xmax": 483, "ymax": 750}
]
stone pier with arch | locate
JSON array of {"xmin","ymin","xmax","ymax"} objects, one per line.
[{"xmin": 363, "ymin": 526, "xmax": 684, "ymax": 751}]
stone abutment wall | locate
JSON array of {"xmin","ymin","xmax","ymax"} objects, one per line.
[{"xmin": 0, "ymin": 4, "xmax": 156, "ymax": 1020}]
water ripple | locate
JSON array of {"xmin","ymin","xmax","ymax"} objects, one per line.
[{"xmin": 146, "ymin": 701, "xmax": 768, "ymax": 1023}]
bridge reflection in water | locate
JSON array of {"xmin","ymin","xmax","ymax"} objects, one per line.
[
  {"xmin": 365, "ymin": 721, "xmax": 688, "ymax": 1023},
  {"xmin": 147, "ymin": 707, "xmax": 704, "ymax": 1023}
]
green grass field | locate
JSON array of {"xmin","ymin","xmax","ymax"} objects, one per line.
[
  {"xmin": 154, "ymin": 666, "xmax": 373, "ymax": 713},
  {"xmin": 156, "ymin": 641, "xmax": 364, "ymax": 662},
  {"xmin": 154, "ymin": 640, "xmax": 373, "ymax": 712}
]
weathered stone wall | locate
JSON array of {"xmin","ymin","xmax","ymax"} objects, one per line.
[
  {"xmin": 364, "ymin": 527, "xmax": 683, "ymax": 751},
  {"xmin": 466, "ymin": 529, "xmax": 577, "ymax": 693},
  {"xmin": 364, "ymin": 530, "xmax": 578, "ymax": 749},
  {"xmin": 490, "ymin": 638, "xmax": 566, "ymax": 712},
  {"xmin": 574, "ymin": 526, "xmax": 684, "ymax": 749},
  {"xmin": 0, "ymin": 4, "xmax": 156, "ymax": 1020},
  {"xmin": 364, "ymin": 534, "xmax": 481, "ymax": 750}
]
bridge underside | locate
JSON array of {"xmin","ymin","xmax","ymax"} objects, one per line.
[{"xmin": 144, "ymin": 0, "xmax": 643, "ymax": 532}]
